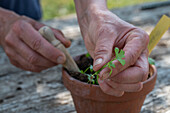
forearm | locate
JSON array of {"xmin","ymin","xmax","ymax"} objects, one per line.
[
  {"xmin": 0, "ymin": 8, "xmax": 19, "ymax": 45},
  {"xmin": 74, "ymin": 0, "xmax": 107, "ymax": 18},
  {"xmin": 74, "ymin": 0, "xmax": 107, "ymax": 26}
]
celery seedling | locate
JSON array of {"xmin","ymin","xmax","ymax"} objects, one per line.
[{"xmin": 80, "ymin": 47, "xmax": 125, "ymax": 85}]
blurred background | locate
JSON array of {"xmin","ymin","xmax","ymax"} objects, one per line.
[{"xmin": 41, "ymin": 0, "xmax": 167, "ymax": 20}]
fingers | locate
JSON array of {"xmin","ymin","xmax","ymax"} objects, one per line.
[
  {"xmin": 113, "ymin": 49, "xmax": 149, "ymax": 83},
  {"xmin": 100, "ymin": 49, "xmax": 149, "ymax": 83},
  {"xmin": 105, "ymin": 79, "xmax": 143, "ymax": 92},
  {"xmin": 98, "ymin": 78, "xmax": 124, "ymax": 97},
  {"xmin": 97, "ymin": 49, "xmax": 148, "ymax": 95},
  {"xmin": 93, "ymin": 26, "xmax": 116, "ymax": 71},
  {"xmin": 6, "ymin": 46, "xmax": 46, "ymax": 72},
  {"xmin": 30, "ymin": 18, "xmax": 71, "ymax": 48},
  {"xmin": 109, "ymin": 67, "xmax": 146, "ymax": 84},
  {"xmin": 53, "ymin": 29, "xmax": 71, "ymax": 48},
  {"xmin": 12, "ymin": 20, "xmax": 66, "ymax": 64},
  {"xmin": 98, "ymin": 78, "xmax": 142, "ymax": 96},
  {"xmin": 5, "ymin": 32, "xmax": 56, "ymax": 68},
  {"xmin": 99, "ymin": 33, "xmax": 149, "ymax": 79}
]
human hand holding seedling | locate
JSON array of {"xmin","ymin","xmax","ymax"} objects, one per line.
[
  {"xmin": 74, "ymin": 0, "xmax": 149, "ymax": 96},
  {"xmin": 80, "ymin": 47, "xmax": 125, "ymax": 85}
]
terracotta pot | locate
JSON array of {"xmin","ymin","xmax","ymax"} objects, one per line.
[{"xmin": 62, "ymin": 55, "xmax": 157, "ymax": 113}]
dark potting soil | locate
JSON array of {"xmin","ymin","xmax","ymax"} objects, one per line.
[{"xmin": 65, "ymin": 55, "xmax": 94, "ymax": 83}]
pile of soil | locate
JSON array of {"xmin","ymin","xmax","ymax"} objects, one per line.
[{"xmin": 65, "ymin": 55, "xmax": 95, "ymax": 83}]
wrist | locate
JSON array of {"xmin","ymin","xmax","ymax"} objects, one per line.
[
  {"xmin": 74, "ymin": 0, "xmax": 108, "ymax": 24},
  {"xmin": 84, "ymin": 4, "xmax": 108, "ymax": 22}
]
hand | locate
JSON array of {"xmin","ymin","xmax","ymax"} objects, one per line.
[
  {"xmin": 78, "ymin": 7, "xmax": 149, "ymax": 96},
  {"xmin": 0, "ymin": 11, "xmax": 71, "ymax": 72}
]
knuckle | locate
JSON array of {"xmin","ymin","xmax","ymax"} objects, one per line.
[
  {"xmin": 12, "ymin": 21, "xmax": 19, "ymax": 32},
  {"xmin": 12, "ymin": 20, "xmax": 25, "ymax": 34},
  {"xmin": 28, "ymin": 54, "xmax": 39, "ymax": 64},
  {"xmin": 136, "ymin": 29, "xmax": 150, "ymax": 47},
  {"xmin": 94, "ymin": 45, "xmax": 109, "ymax": 56},
  {"xmin": 128, "ymin": 52, "xmax": 137, "ymax": 65},
  {"xmin": 31, "ymin": 38, "xmax": 41, "ymax": 50}
]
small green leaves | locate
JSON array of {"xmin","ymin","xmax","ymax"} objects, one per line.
[
  {"xmin": 100, "ymin": 47, "xmax": 125, "ymax": 76},
  {"xmin": 148, "ymin": 57, "xmax": 155, "ymax": 65},
  {"xmin": 115, "ymin": 47, "xmax": 125, "ymax": 66},
  {"xmin": 86, "ymin": 53, "xmax": 91, "ymax": 58},
  {"xmin": 80, "ymin": 70, "xmax": 85, "ymax": 74},
  {"xmin": 87, "ymin": 74, "xmax": 95, "ymax": 84},
  {"xmin": 108, "ymin": 62, "xmax": 116, "ymax": 68},
  {"xmin": 80, "ymin": 48, "xmax": 126, "ymax": 85},
  {"xmin": 89, "ymin": 65, "xmax": 93, "ymax": 72},
  {"xmin": 105, "ymin": 62, "xmax": 115, "ymax": 75}
]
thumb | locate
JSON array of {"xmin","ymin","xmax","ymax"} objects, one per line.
[{"xmin": 93, "ymin": 37, "xmax": 114, "ymax": 71}]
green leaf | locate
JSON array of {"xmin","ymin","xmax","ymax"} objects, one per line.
[
  {"xmin": 119, "ymin": 50, "xmax": 125, "ymax": 58},
  {"xmin": 148, "ymin": 57, "xmax": 155, "ymax": 65},
  {"xmin": 86, "ymin": 53, "xmax": 91, "ymax": 58},
  {"xmin": 115, "ymin": 48, "xmax": 125, "ymax": 59},
  {"xmin": 114, "ymin": 47, "xmax": 119, "ymax": 56},
  {"xmin": 90, "ymin": 65, "xmax": 93, "ymax": 72},
  {"xmin": 92, "ymin": 80, "xmax": 95, "ymax": 84},
  {"xmin": 118, "ymin": 59, "xmax": 126, "ymax": 66},
  {"xmin": 114, "ymin": 47, "xmax": 125, "ymax": 66},
  {"xmin": 87, "ymin": 74, "xmax": 95, "ymax": 83},
  {"xmin": 110, "ymin": 63, "xmax": 116, "ymax": 68},
  {"xmin": 80, "ymin": 70, "xmax": 84, "ymax": 74}
]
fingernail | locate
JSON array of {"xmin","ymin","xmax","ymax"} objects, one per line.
[
  {"xmin": 94, "ymin": 58, "xmax": 103, "ymax": 66},
  {"xmin": 102, "ymin": 72, "xmax": 110, "ymax": 80},
  {"xmin": 57, "ymin": 56, "xmax": 65, "ymax": 64}
]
